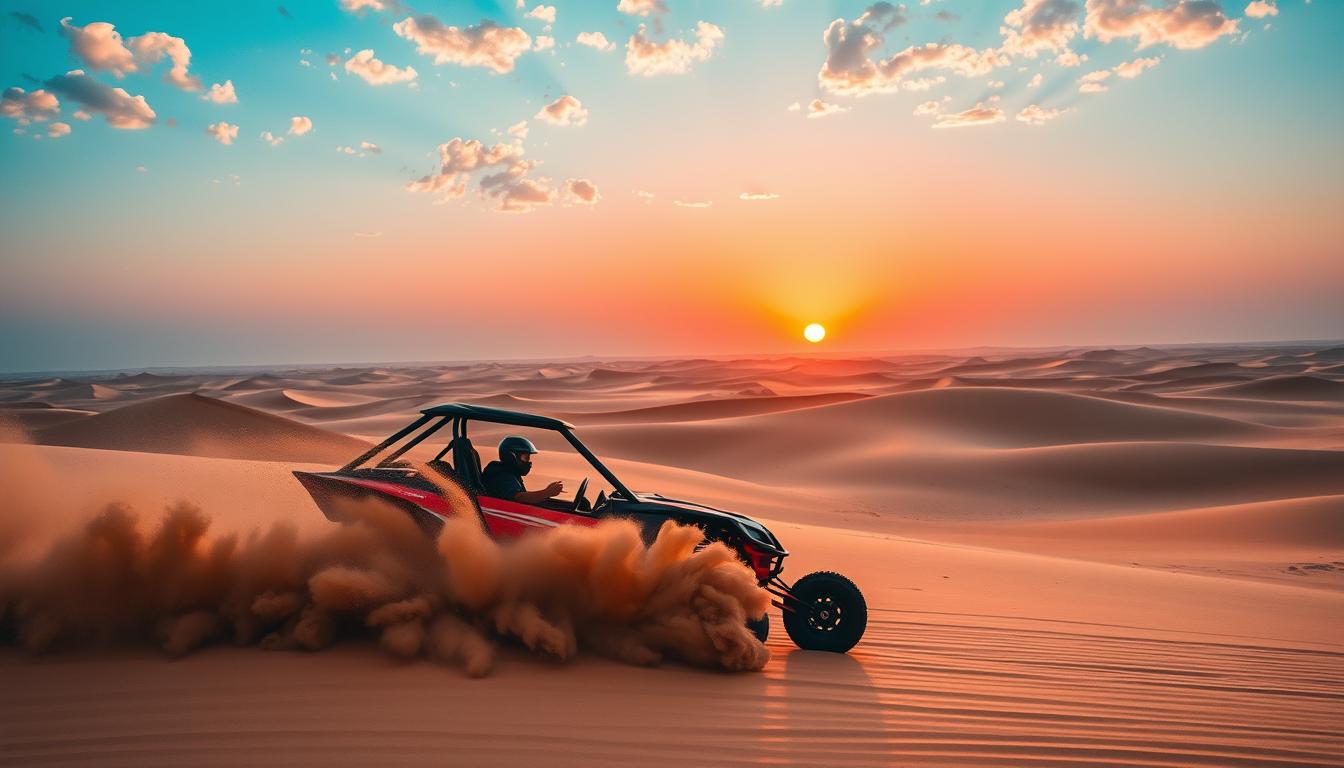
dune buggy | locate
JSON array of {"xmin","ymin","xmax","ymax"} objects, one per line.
[{"xmin": 294, "ymin": 402, "xmax": 866, "ymax": 652}]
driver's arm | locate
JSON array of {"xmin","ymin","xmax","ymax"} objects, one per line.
[{"xmin": 514, "ymin": 481, "xmax": 563, "ymax": 505}]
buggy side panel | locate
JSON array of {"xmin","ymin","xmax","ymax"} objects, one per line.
[{"xmin": 477, "ymin": 495, "xmax": 601, "ymax": 538}]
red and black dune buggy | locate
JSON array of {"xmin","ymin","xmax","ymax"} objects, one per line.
[{"xmin": 295, "ymin": 403, "xmax": 866, "ymax": 652}]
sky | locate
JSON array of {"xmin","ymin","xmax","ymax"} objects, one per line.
[{"xmin": 1, "ymin": 0, "xmax": 1341, "ymax": 373}]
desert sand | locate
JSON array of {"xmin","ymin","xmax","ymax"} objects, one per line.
[{"xmin": 2, "ymin": 343, "xmax": 1342, "ymax": 766}]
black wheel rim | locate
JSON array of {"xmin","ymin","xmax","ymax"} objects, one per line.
[{"xmin": 807, "ymin": 595, "xmax": 842, "ymax": 632}]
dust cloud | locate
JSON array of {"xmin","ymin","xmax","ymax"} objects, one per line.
[{"xmin": 0, "ymin": 463, "xmax": 771, "ymax": 675}]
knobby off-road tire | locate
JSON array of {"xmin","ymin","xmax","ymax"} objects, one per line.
[{"xmin": 783, "ymin": 571, "xmax": 866, "ymax": 653}]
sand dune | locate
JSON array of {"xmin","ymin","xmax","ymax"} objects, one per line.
[
  {"xmin": 866, "ymin": 442, "xmax": 1344, "ymax": 516},
  {"xmin": 1201, "ymin": 374, "xmax": 1344, "ymax": 402},
  {"xmin": 1, "ymin": 378, "xmax": 123, "ymax": 402},
  {"xmin": 0, "ymin": 405, "xmax": 96, "ymax": 432},
  {"xmin": 1, "ymin": 344, "xmax": 1343, "ymax": 766},
  {"xmin": 552, "ymin": 391, "xmax": 870, "ymax": 424},
  {"xmin": 580, "ymin": 387, "xmax": 1273, "ymax": 474},
  {"xmin": 1001, "ymin": 494, "xmax": 1344, "ymax": 549},
  {"xmin": 2, "ymin": 472, "xmax": 1340, "ymax": 767},
  {"xmin": 28, "ymin": 392, "xmax": 367, "ymax": 463},
  {"xmin": 223, "ymin": 374, "xmax": 290, "ymax": 391}
]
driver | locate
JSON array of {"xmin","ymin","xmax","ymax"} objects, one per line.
[{"xmin": 481, "ymin": 435, "xmax": 564, "ymax": 504}]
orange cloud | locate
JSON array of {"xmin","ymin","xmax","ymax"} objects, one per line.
[
  {"xmin": 932, "ymin": 103, "xmax": 1005, "ymax": 128},
  {"xmin": 1084, "ymin": 0, "xmax": 1238, "ymax": 50},
  {"xmin": 626, "ymin": 22, "xmax": 724, "ymax": 76},
  {"xmin": 536, "ymin": 95, "xmax": 587, "ymax": 126},
  {"xmin": 202, "ymin": 80, "xmax": 237, "ymax": 104},
  {"xmin": 205, "ymin": 121, "xmax": 238, "ymax": 145},
  {"xmin": 1, "ymin": 87, "xmax": 60, "ymax": 124},
  {"xmin": 344, "ymin": 49, "xmax": 418, "ymax": 85},
  {"xmin": 1001, "ymin": 0, "xmax": 1081, "ymax": 57},
  {"xmin": 393, "ymin": 16, "xmax": 531, "ymax": 74}
]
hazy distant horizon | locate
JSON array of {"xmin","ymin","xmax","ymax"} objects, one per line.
[{"xmin": 4, "ymin": 336, "xmax": 1341, "ymax": 380}]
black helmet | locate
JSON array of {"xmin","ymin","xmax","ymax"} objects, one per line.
[{"xmin": 499, "ymin": 435, "xmax": 538, "ymax": 475}]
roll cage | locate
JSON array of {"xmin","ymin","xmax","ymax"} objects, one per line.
[{"xmin": 339, "ymin": 402, "xmax": 636, "ymax": 500}]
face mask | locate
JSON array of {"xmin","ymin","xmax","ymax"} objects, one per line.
[{"xmin": 509, "ymin": 452, "xmax": 533, "ymax": 476}]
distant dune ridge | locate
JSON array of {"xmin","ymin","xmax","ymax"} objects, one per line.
[
  {"xmin": 26, "ymin": 392, "xmax": 368, "ymax": 463},
  {"xmin": 1, "ymin": 342, "xmax": 1342, "ymax": 766}
]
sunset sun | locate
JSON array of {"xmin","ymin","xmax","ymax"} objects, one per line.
[{"xmin": 804, "ymin": 323, "xmax": 826, "ymax": 343}]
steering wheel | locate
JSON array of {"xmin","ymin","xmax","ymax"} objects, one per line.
[{"xmin": 571, "ymin": 477, "xmax": 590, "ymax": 513}]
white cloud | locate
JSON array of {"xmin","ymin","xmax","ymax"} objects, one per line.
[
  {"xmin": 1016, "ymin": 103, "xmax": 1062, "ymax": 124},
  {"xmin": 289, "ymin": 115, "xmax": 313, "ymax": 135},
  {"xmin": 1029, "ymin": 72, "xmax": 1044, "ymax": 87},
  {"xmin": 406, "ymin": 131, "xmax": 606, "ymax": 215},
  {"xmin": 393, "ymin": 15, "xmax": 532, "ymax": 74},
  {"xmin": 202, "ymin": 80, "xmax": 237, "ymax": 104},
  {"xmin": 338, "ymin": 141, "xmax": 382, "ymax": 157},
  {"xmin": 43, "ymin": 70, "xmax": 155, "ymax": 129},
  {"xmin": 617, "ymin": 0, "xmax": 667, "ymax": 16},
  {"xmin": 1113, "ymin": 55, "xmax": 1160, "ymax": 78},
  {"xmin": 1078, "ymin": 68, "xmax": 1112, "ymax": 92},
  {"xmin": 739, "ymin": 191, "xmax": 780, "ymax": 201},
  {"xmin": 819, "ymin": 7, "xmax": 1006, "ymax": 96},
  {"xmin": 340, "ymin": 0, "xmax": 385, "ymax": 11},
  {"xmin": 673, "ymin": 199, "xmax": 713, "ymax": 208},
  {"xmin": 535, "ymin": 95, "xmax": 588, "ymax": 126},
  {"xmin": 1001, "ymin": 0, "xmax": 1081, "ymax": 58},
  {"xmin": 807, "ymin": 98, "xmax": 848, "ymax": 118},
  {"xmin": 932, "ymin": 103, "xmax": 1005, "ymax": 128},
  {"xmin": 1084, "ymin": 0, "xmax": 1239, "ymax": 50},
  {"xmin": 1, "ymin": 87, "xmax": 61, "ymax": 125},
  {"xmin": 1244, "ymin": 1, "xmax": 1277, "ymax": 18},
  {"xmin": 344, "ymin": 49, "xmax": 418, "ymax": 85},
  {"xmin": 47, "ymin": 121, "xmax": 72, "ymax": 138},
  {"xmin": 206, "ymin": 121, "xmax": 239, "ymax": 144},
  {"xmin": 534, "ymin": 35, "xmax": 555, "ymax": 52},
  {"xmin": 508, "ymin": 120, "xmax": 529, "ymax": 140},
  {"xmin": 59, "ymin": 18, "xmax": 201, "ymax": 91},
  {"xmin": 73, "ymin": 110, "xmax": 92, "ymax": 120},
  {"xmin": 913, "ymin": 100, "xmax": 941, "ymax": 116},
  {"xmin": 1056, "ymin": 49, "xmax": 1086, "ymax": 66},
  {"xmin": 260, "ymin": 130, "xmax": 284, "ymax": 146},
  {"xmin": 626, "ymin": 21, "xmax": 724, "ymax": 76},
  {"xmin": 576, "ymin": 31, "xmax": 616, "ymax": 51},
  {"xmin": 407, "ymin": 138, "xmax": 525, "ymax": 197},
  {"xmin": 1078, "ymin": 56, "xmax": 1159, "ymax": 92},
  {"xmin": 59, "ymin": 18, "xmax": 136, "ymax": 77},
  {"xmin": 526, "ymin": 5, "xmax": 556, "ymax": 24},
  {"xmin": 130, "ymin": 32, "xmax": 201, "ymax": 91}
]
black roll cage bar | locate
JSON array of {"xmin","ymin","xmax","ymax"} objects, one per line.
[{"xmin": 339, "ymin": 404, "xmax": 636, "ymax": 500}]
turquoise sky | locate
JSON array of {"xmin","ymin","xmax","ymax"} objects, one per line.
[{"xmin": 1, "ymin": 1, "xmax": 1341, "ymax": 373}]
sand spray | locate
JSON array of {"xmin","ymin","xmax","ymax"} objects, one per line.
[{"xmin": 0, "ymin": 454, "xmax": 770, "ymax": 674}]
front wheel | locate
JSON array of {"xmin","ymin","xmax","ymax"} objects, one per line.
[{"xmin": 783, "ymin": 571, "xmax": 866, "ymax": 653}]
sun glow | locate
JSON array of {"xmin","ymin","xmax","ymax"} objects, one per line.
[{"xmin": 804, "ymin": 323, "xmax": 826, "ymax": 343}]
